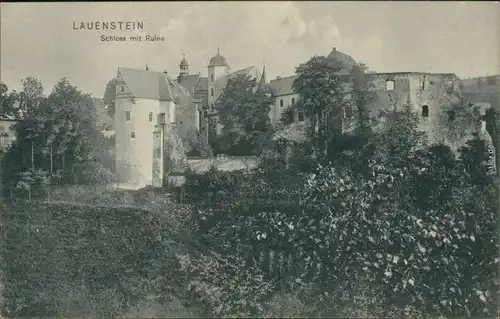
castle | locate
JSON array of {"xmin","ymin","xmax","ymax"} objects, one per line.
[{"xmin": 114, "ymin": 47, "xmax": 496, "ymax": 190}]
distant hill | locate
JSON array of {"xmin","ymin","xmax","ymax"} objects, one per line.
[
  {"xmin": 92, "ymin": 97, "xmax": 114, "ymax": 130},
  {"xmin": 460, "ymin": 75, "xmax": 500, "ymax": 110}
]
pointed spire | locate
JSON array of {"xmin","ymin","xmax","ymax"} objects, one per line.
[
  {"xmin": 217, "ymin": 45, "xmax": 220, "ymax": 55},
  {"xmin": 257, "ymin": 62, "xmax": 270, "ymax": 95},
  {"xmin": 145, "ymin": 64, "xmax": 149, "ymax": 71}
]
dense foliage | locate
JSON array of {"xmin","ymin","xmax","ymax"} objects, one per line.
[
  {"xmin": 212, "ymin": 74, "xmax": 274, "ymax": 156},
  {"xmin": 0, "ymin": 78, "xmax": 116, "ymax": 199},
  {"xmin": 0, "ymin": 200, "xmax": 200, "ymax": 318}
]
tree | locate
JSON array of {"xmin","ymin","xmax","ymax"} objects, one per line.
[
  {"xmin": 103, "ymin": 78, "xmax": 117, "ymax": 117},
  {"xmin": 3, "ymin": 77, "xmax": 114, "ymax": 194},
  {"xmin": 0, "ymin": 83, "xmax": 18, "ymax": 118},
  {"xmin": 215, "ymin": 74, "xmax": 274, "ymax": 156},
  {"xmin": 18, "ymin": 77, "xmax": 44, "ymax": 113},
  {"xmin": 292, "ymin": 56, "xmax": 350, "ymax": 160}
]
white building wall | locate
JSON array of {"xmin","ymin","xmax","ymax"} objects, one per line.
[
  {"xmin": 272, "ymin": 93, "xmax": 299, "ymax": 126},
  {"xmin": 116, "ymin": 97, "xmax": 175, "ymax": 189}
]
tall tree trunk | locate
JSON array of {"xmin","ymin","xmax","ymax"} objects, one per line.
[
  {"xmin": 50, "ymin": 144, "xmax": 53, "ymax": 174},
  {"xmin": 28, "ymin": 187, "xmax": 31, "ymax": 202},
  {"xmin": 31, "ymin": 138, "xmax": 34, "ymax": 170}
]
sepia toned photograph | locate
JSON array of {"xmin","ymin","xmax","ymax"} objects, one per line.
[{"xmin": 0, "ymin": 1, "xmax": 499, "ymax": 318}]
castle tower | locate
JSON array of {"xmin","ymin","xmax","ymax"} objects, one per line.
[
  {"xmin": 178, "ymin": 53, "xmax": 189, "ymax": 82},
  {"xmin": 207, "ymin": 47, "xmax": 230, "ymax": 108}
]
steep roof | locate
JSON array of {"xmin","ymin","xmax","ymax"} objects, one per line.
[
  {"xmin": 269, "ymin": 75, "xmax": 298, "ymax": 96},
  {"xmin": 212, "ymin": 66, "xmax": 261, "ymax": 94},
  {"xmin": 195, "ymin": 77, "xmax": 208, "ymax": 92},
  {"xmin": 178, "ymin": 74, "xmax": 200, "ymax": 92},
  {"xmin": 327, "ymin": 47, "xmax": 357, "ymax": 76},
  {"xmin": 256, "ymin": 65, "xmax": 271, "ymax": 94},
  {"xmin": 117, "ymin": 67, "xmax": 200, "ymax": 103}
]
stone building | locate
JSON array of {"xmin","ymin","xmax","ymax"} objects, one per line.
[{"xmin": 114, "ymin": 49, "xmax": 263, "ymax": 189}]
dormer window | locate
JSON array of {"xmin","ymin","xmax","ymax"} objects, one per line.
[
  {"xmin": 386, "ymin": 80, "xmax": 395, "ymax": 91},
  {"xmin": 125, "ymin": 111, "xmax": 131, "ymax": 121},
  {"xmin": 120, "ymin": 85, "xmax": 125, "ymax": 93}
]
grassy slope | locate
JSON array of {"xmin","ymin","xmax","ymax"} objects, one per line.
[{"xmin": 1, "ymin": 201, "xmax": 199, "ymax": 318}]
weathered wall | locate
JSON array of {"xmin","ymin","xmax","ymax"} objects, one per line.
[{"xmin": 272, "ymin": 93, "xmax": 299, "ymax": 126}]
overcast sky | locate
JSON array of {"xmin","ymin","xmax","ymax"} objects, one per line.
[{"xmin": 1, "ymin": 1, "xmax": 499, "ymax": 98}]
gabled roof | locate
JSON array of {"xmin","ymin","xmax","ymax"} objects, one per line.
[
  {"xmin": 118, "ymin": 67, "xmax": 173, "ymax": 100},
  {"xmin": 269, "ymin": 75, "xmax": 298, "ymax": 96},
  {"xmin": 179, "ymin": 74, "xmax": 200, "ymax": 92},
  {"xmin": 195, "ymin": 77, "xmax": 208, "ymax": 92},
  {"xmin": 117, "ymin": 67, "xmax": 200, "ymax": 103}
]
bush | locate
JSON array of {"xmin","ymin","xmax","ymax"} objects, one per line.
[{"xmin": 0, "ymin": 202, "xmax": 197, "ymax": 318}]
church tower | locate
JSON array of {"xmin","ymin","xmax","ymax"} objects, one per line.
[
  {"xmin": 207, "ymin": 47, "xmax": 230, "ymax": 108},
  {"xmin": 178, "ymin": 53, "xmax": 189, "ymax": 82}
]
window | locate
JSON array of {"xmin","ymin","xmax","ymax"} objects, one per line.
[
  {"xmin": 420, "ymin": 79, "xmax": 425, "ymax": 91},
  {"xmin": 298, "ymin": 111, "xmax": 304, "ymax": 122},
  {"xmin": 422, "ymin": 105, "xmax": 429, "ymax": 118},
  {"xmin": 386, "ymin": 80, "xmax": 395, "ymax": 91},
  {"xmin": 155, "ymin": 148, "xmax": 161, "ymax": 158},
  {"xmin": 149, "ymin": 112, "xmax": 153, "ymax": 122},
  {"xmin": 291, "ymin": 98, "xmax": 296, "ymax": 106},
  {"xmin": 158, "ymin": 113, "xmax": 166, "ymax": 125},
  {"xmin": 211, "ymin": 88, "xmax": 214, "ymax": 97},
  {"xmin": 131, "ymin": 132, "xmax": 136, "ymax": 139},
  {"xmin": 120, "ymin": 85, "xmax": 125, "ymax": 93},
  {"xmin": 211, "ymin": 74, "xmax": 214, "ymax": 82},
  {"xmin": 280, "ymin": 99, "xmax": 284, "ymax": 107},
  {"xmin": 125, "ymin": 111, "xmax": 131, "ymax": 121}
]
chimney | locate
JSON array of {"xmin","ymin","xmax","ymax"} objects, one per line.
[
  {"xmin": 332, "ymin": 47, "xmax": 337, "ymax": 52},
  {"xmin": 163, "ymin": 70, "xmax": 167, "ymax": 74}
]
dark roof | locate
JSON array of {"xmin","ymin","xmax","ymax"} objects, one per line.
[
  {"xmin": 327, "ymin": 47, "xmax": 357, "ymax": 76},
  {"xmin": 208, "ymin": 51, "xmax": 229, "ymax": 67},
  {"xmin": 213, "ymin": 66, "xmax": 259, "ymax": 91},
  {"xmin": 195, "ymin": 77, "xmax": 208, "ymax": 92},
  {"xmin": 117, "ymin": 67, "xmax": 200, "ymax": 103},
  {"xmin": 269, "ymin": 75, "xmax": 298, "ymax": 96},
  {"xmin": 178, "ymin": 74, "xmax": 200, "ymax": 92},
  {"xmin": 180, "ymin": 57, "xmax": 189, "ymax": 68},
  {"xmin": 256, "ymin": 65, "xmax": 271, "ymax": 94}
]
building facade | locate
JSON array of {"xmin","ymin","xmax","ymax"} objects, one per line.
[{"xmin": 115, "ymin": 47, "xmax": 497, "ymax": 189}]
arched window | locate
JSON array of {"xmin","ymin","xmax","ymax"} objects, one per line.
[
  {"xmin": 386, "ymin": 80, "xmax": 395, "ymax": 91},
  {"xmin": 422, "ymin": 105, "xmax": 429, "ymax": 117}
]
